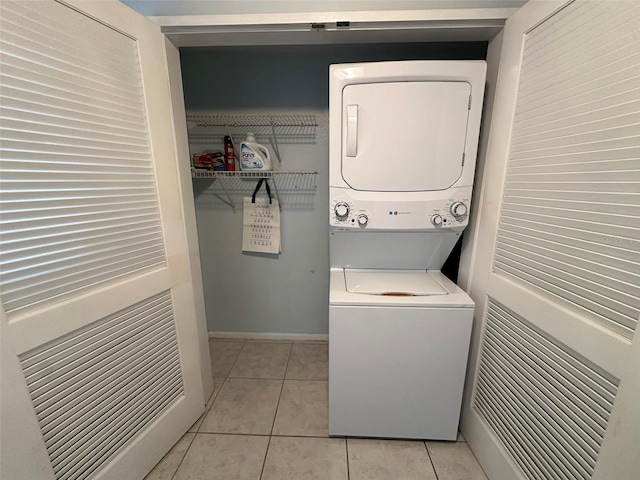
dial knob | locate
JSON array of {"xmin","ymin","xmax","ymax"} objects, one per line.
[
  {"xmin": 431, "ymin": 214, "xmax": 443, "ymax": 226},
  {"xmin": 357, "ymin": 214, "xmax": 369, "ymax": 227},
  {"xmin": 334, "ymin": 202, "xmax": 350, "ymax": 220},
  {"xmin": 450, "ymin": 202, "xmax": 468, "ymax": 218}
]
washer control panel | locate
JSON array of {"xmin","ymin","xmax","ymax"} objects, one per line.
[{"xmin": 330, "ymin": 197, "xmax": 470, "ymax": 230}]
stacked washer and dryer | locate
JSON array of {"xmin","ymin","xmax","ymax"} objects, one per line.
[{"xmin": 328, "ymin": 61, "xmax": 486, "ymax": 440}]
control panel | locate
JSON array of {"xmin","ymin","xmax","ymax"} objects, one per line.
[
  {"xmin": 332, "ymin": 199, "xmax": 371, "ymax": 228},
  {"xmin": 330, "ymin": 196, "xmax": 470, "ymax": 231}
]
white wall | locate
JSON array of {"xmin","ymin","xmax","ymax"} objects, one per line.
[
  {"xmin": 181, "ymin": 43, "xmax": 487, "ymax": 334},
  {"xmin": 122, "ymin": 0, "xmax": 526, "ymax": 17}
]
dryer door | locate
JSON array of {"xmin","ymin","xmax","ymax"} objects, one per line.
[{"xmin": 341, "ymin": 81, "xmax": 471, "ymax": 192}]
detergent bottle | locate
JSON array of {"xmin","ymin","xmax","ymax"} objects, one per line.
[{"xmin": 240, "ymin": 133, "xmax": 272, "ymax": 171}]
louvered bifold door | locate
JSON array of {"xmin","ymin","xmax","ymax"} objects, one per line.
[
  {"xmin": 0, "ymin": 0, "xmax": 166, "ymax": 314},
  {"xmin": 493, "ymin": 0, "xmax": 640, "ymax": 340},
  {"xmin": 461, "ymin": 1, "xmax": 640, "ymax": 480},
  {"xmin": 0, "ymin": 2, "xmax": 204, "ymax": 480}
]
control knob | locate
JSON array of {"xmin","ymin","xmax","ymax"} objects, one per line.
[
  {"xmin": 450, "ymin": 201, "xmax": 468, "ymax": 218},
  {"xmin": 334, "ymin": 201, "xmax": 350, "ymax": 220},
  {"xmin": 357, "ymin": 214, "xmax": 369, "ymax": 227},
  {"xmin": 430, "ymin": 214, "xmax": 443, "ymax": 226}
]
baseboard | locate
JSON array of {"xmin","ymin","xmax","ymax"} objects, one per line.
[{"xmin": 209, "ymin": 331, "xmax": 328, "ymax": 342}]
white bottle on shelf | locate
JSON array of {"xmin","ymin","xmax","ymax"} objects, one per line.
[{"xmin": 240, "ymin": 133, "xmax": 272, "ymax": 171}]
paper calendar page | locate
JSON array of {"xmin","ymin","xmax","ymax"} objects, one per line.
[{"xmin": 242, "ymin": 196, "xmax": 281, "ymax": 254}]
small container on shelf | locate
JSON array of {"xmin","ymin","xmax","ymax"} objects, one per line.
[
  {"xmin": 212, "ymin": 152, "xmax": 225, "ymax": 171},
  {"xmin": 192, "ymin": 151, "xmax": 224, "ymax": 171},
  {"xmin": 224, "ymin": 135, "xmax": 236, "ymax": 171},
  {"xmin": 240, "ymin": 133, "xmax": 272, "ymax": 171}
]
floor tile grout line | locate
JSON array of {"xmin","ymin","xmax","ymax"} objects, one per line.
[
  {"xmin": 227, "ymin": 376, "xmax": 328, "ymax": 381},
  {"xmin": 245, "ymin": 340, "xmax": 293, "ymax": 343},
  {"xmin": 195, "ymin": 339, "xmax": 246, "ymax": 433},
  {"xmin": 284, "ymin": 341, "xmax": 294, "ymax": 381},
  {"xmin": 197, "ymin": 338, "xmax": 242, "ymax": 433},
  {"xmin": 225, "ymin": 339, "xmax": 249, "ymax": 376},
  {"xmin": 195, "ymin": 377, "xmax": 228, "ymax": 433},
  {"xmin": 286, "ymin": 341, "xmax": 328, "ymax": 382},
  {"xmin": 270, "ymin": 379, "xmax": 286, "ymax": 436},
  {"xmin": 270, "ymin": 342, "xmax": 293, "ymax": 436},
  {"xmin": 193, "ymin": 432, "xmax": 340, "ymax": 439},
  {"xmin": 345, "ymin": 437, "xmax": 351, "ymax": 480},
  {"xmin": 258, "ymin": 435, "xmax": 273, "ymax": 480},
  {"xmin": 190, "ymin": 430, "xmax": 469, "ymax": 442},
  {"xmin": 225, "ymin": 341, "xmax": 293, "ymax": 379},
  {"xmin": 423, "ymin": 440, "xmax": 440, "ymax": 480},
  {"xmin": 210, "ymin": 378, "xmax": 227, "ymax": 404},
  {"xmin": 259, "ymin": 343, "xmax": 292, "ymax": 480},
  {"xmin": 169, "ymin": 431, "xmax": 198, "ymax": 480},
  {"xmin": 465, "ymin": 440, "xmax": 490, "ymax": 480},
  {"xmin": 210, "ymin": 339, "xmax": 250, "ymax": 343}
]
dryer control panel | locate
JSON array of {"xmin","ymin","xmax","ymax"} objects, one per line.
[{"xmin": 330, "ymin": 196, "xmax": 470, "ymax": 231}]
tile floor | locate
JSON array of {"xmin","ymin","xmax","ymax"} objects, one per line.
[{"xmin": 145, "ymin": 339, "xmax": 488, "ymax": 480}]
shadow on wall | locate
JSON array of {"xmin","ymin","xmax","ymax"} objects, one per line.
[{"xmin": 180, "ymin": 43, "xmax": 487, "ymax": 110}]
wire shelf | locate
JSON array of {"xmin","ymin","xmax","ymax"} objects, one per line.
[
  {"xmin": 191, "ymin": 170, "xmax": 318, "ymax": 211},
  {"xmin": 186, "ymin": 114, "xmax": 318, "ymax": 145},
  {"xmin": 188, "ymin": 114, "xmax": 318, "ymax": 209},
  {"xmin": 191, "ymin": 170, "xmax": 317, "ymax": 179},
  {"xmin": 186, "ymin": 114, "xmax": 317, "ymax": 129}
]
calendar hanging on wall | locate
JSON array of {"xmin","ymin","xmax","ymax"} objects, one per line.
[{"xmin": 242, "ymin": 179, "xmax": 281, "ymax": 254}]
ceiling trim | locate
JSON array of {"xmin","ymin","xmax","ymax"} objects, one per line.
[{"xmin": 153, "ymin": 8, "xmax": 517, "ymax": 46}]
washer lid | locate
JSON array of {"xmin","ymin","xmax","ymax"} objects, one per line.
[{"xmin": 344, "ymin": 269, "xmax": 448, "ymax": 296}]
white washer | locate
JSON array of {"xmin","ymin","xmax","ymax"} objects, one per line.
[
  {"xmin": 328, "ymin": 61, "xmax": 486, "ymax": 440},
  {"xmin": 329, "ymin": 268, "xmax": 473, "ymax": 440}
]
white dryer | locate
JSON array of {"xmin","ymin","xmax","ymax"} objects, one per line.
[{"xmin": 328, "ymin": 61, "xmax": 486, "ymax": 440}]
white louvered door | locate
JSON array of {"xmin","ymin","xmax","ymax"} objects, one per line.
[
  {"xmin": 0, "ymin": 1, "xmax": 205, "ymax": 479},
  {"xmin": 459, "ymin": 1, "xmax": 640, "ymax": 479}
]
